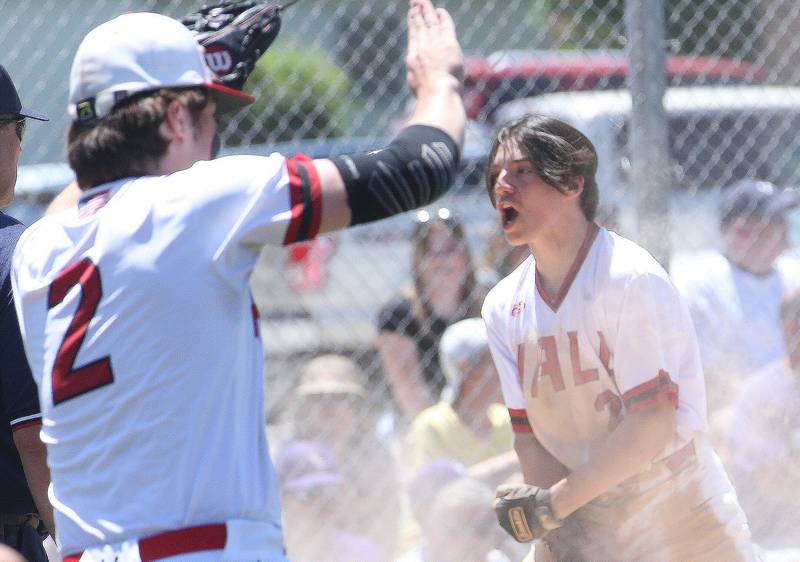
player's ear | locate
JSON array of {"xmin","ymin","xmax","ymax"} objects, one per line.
[
  {"xmin": 160, "ymin": 99, "xmax": 191, "ymax": 143},
  {"xmin": 564, "ymin": 176, "xmax": 584, "ymax": 198}
]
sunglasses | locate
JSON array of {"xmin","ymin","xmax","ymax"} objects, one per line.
[{"xmin": 0, "ymin": 117, "xmax": 25, "ymax": 142}]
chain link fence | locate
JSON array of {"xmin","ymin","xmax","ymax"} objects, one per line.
[{"xmin": 4, "ymin": 0, "xmax": 800, "ymax": 558}]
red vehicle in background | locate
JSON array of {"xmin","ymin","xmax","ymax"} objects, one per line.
[{"xmin": 464, "ymin": 49, "xmax": 767, "ymax": 123}]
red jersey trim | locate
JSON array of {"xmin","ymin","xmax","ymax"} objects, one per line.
[
  {"xmin": 622, "ymin": 370, "xmax": 679, "ymax": 413},
  {"xmin": 508, "ymin": 408, "xmax": 533, "ymax": 433},
  {"xmin": 10, "ymin": 417, "xmax": 42, "ymax": 432},
  {"xmin": 283, "ymin": 154, "xmax": 322, "ymax": 245},
  {"xmin": 536, "ymin": 223, "xmax": 599, "ymax": 312}
]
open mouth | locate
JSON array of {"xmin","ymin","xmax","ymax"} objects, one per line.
[{"xmin": 500, "ymin": 203, "xmax": 519, "ymax": 229}]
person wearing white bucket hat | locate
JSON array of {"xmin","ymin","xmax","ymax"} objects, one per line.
[{"xmin": 10, "ymin": 1, "xmax": 466, "ymax": 560}]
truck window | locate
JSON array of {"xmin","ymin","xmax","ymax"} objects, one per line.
[{"xmin": 615, "ymin": 111, "xmax": 800, "ymax": 190}]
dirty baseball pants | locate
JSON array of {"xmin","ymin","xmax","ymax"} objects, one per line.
[{"xmin": 530, "ymin": 436, "xmax": 758, "ymax": 562}]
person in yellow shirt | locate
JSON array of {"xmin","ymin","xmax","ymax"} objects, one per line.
[{"xmin": 404, "ymin": 317, "xmax": 515, "ymax": 481}]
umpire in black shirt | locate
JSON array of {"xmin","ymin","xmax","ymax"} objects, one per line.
[{"xmin": 0, "ymin": 64, "xmax": 53, "ymax": 561}]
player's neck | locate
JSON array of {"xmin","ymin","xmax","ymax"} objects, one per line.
[
  {"xmin": 529, "ymin": 218, "xmax": 593, "ymax": 296},
  {"xmin": 156, "ymin": 152, "xmax": 202, "ymax": 176}
]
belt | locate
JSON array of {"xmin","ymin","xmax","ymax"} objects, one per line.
[
  {"xmin": 64, "ymin": 522, "xmax": 227, "ymax": 562},
  {"xmin": 661, "ymin": 440, "xmax": 696, "ymax": 473},
  {"xmin": 0, "ymin": 513, "xmax": 38, "ymax": 527}
]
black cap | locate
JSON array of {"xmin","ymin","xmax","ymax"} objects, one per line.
[
  {"xmin": 720, "ymin": 179, "xmax": 800, "ymax": 227},
  {"xmin": 0, "ymin": 65, "xmax": 48, "ymax": 121}
]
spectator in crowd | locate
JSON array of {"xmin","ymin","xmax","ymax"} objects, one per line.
[
  {"xmin": 672, "ymin": 179, "xmax": 800, "ymax": 414},
  {"xmin": 288, "ymin": 354, "xmax": 400, "ymax": 560},
  {"xmin": 404, "ymin": 317, "xmax": 514, "ymax": 481},
  {"xmin": 400, "ymin": 476, "xmax": 511, "ymax": 562},
  {"xmin": 0, "ymin": 64, "xmax": 53, "ymax": 562},
  {"xmin": 726, "ymin": 288, "xmax": 800, "ymax": 549},
  {"xmin": 276, "ymin": 440, "xmax": 381, "ymax": 562},
  {"xmin": 376, "ymin": 209, "xmax": 485, "ymax": 421},
  {"xmin": 404, "ymin": 458, "xmax": 467, "ymax": 531},
  {"xmin": 400, "ymin": 458, "xmax": 467, "ymax": 554}
]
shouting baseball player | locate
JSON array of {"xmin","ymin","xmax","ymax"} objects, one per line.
[
  {"xmin": 10, "ymin": 0, "xmax": 464, "ymax": 560},
  {"xmin": 483, "ymin": 115, "xmax": 758, "ymax": 561}
]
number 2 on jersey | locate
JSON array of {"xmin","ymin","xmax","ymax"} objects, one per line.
[{"xmin": 47, "ymin": 258, "xmax": 114, "ymax": 404}]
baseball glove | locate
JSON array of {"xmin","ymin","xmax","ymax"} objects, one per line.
[
  {"xmin": 181, "ymin": 0, "xmax": 299, "ymax": 90},
  {"xmin": 494, "ymin": 484, "xmax": 563, "ymax": 543}
]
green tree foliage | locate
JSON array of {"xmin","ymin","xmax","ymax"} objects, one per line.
[
  {"xmin": 334, "ymin": 11, "xmax": 406, "ymax": 97},
  {"xmin": 548, "ymin": 0, "xmax": 759, "ymax": 59},
  {"xmin": 222, "ymin": 43, "xmax": 351, "ymax": 145}
]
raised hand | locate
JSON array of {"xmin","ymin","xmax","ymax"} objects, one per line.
[{"xmin": 405, "ymin": 0, "xmax": 463, "ymax": 98}]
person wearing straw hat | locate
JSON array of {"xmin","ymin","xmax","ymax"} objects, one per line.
[{"xmin": 289, "ymin": 354, "xmax": 401, "ymax": 560}]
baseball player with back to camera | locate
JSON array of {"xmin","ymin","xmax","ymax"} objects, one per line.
[
  {"xmin": 10, "ymin": 0, "xmax": 465, "ymax": 560},
  {"xmin": 484, "ymin": 115, "xmax": 759, "ymax": 561}
]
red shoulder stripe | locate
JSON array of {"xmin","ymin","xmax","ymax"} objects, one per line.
[
  {"xmin": 508, "ymin": 407, "xmax": 533, "ymax": 433},
  {"xmin": 283, "ymin": 154, "xmax": 322, "ymax": 245},
  {"xmin": 622, "ymin": 370, "xmax": 679, "ymax": 413}
]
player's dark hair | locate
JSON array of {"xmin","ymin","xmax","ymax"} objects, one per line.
[
  {"xmin": 486, "ymin": 114, "xmax": 600, "ymax": 221},
  {"xmin": 67, "ymin": 88, "xmax": 210, "ymax": 189}
]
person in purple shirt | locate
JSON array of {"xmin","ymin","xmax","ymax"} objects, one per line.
[{"xmin": 276, "ymin": 441, "xmax": 381, "ymax": 562}]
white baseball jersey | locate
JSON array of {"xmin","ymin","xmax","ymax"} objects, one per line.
[
  {"xmin": 11, "ymin": 154, "xmax": 322, "ymax": 557},
  {"xmin": 483, "ymin": 225, "xmax": 755, "ymax": 559},
  {"xmin": 483, "ymin": 225, "xmax": 707, "ymax": 468}
]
